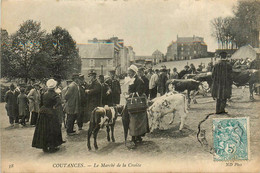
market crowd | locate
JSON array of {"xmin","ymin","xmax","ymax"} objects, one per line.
[{"xmin": 4, "ymin": 58, "xmax": 224, "ymax": 153}]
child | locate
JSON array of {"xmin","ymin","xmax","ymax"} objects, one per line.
[{"xmin": 17, "ymin": 87, "xmax": 29, "ymax": 126}]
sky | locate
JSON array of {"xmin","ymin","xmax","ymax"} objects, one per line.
[{"xmin": 1, "ymin": 0, "xmax": 237, "ymax": 55}]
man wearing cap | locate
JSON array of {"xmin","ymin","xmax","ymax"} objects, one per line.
[
  {"xmin": 138, "ymin": 67, "xmax": 149, "ymax": 97},
  {"xmin": 105, "ymin": 70, "xmax": 121, "ymax": 106},
  {"xmin": 27, "ymin": 82, "xmax": 41, "ymax": 126},
  {"xmin": 85, "ymin": 70, "xmax": 101, "ymax": 121},
  {"xmin": 157, "ymin": 68, "xmax": 168, "ymax": 96},
  {"xmin": 64, "ymin": 73, "xmax": 81, "ymax": 135},
  {"xmin": 211, "ymin": 51, "xmax": 232, "ymax": 114},
  {"xmin": 149, "ymin": 69, "xmax": 159, "ymax": 99},
  {"xmin": 5, "ymin": 84, "xmax": 19, "ymax": 127}
]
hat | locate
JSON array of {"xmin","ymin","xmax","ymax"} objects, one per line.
[
  {"xmin": 160, "ymin": 69, "xmax": 167, "ymax": 72},
  {"xmin": 88, "ymin": 69, "xmax": 97, "ymax": 76},
  {"xmin": 99, "ymin": 75, "xmax": 104, "ymax": 79},
  {"xmin": 10, "ymin": 83, "xmax": 15, "ymax": 89},
  {"xmin": 219, "ymin": 51, "xmax": 227, "ymax": 59},
  {"xmin": 46, "ymin": 79, "xmax": 57, "ymax": 89},
  {"xmin": 109, "ymin": 70, "xmax": 116, "ymax": 74},
  {"xmin": 79, "ymin": 74, "xmax": 84, "ymax": 79},
  {"xmin": 161, "ymin": 65, "xmax": 166, "ymax": 69},
  {"xmin": 138, "ymin": 67, "xmax": 145, "ymax": 72},
  {"xmin": 184, "ymin": 65, "xmax": 189, "ymax": 69},
  {"xmin": 128, "ymin": 64, "xmax": 138, "ymax": 74},
  {"xmin": 66, "ymin": 79, "xmax": 73, "ymax": 83},
  {"xmin": 72, "ymin": 73, "xmax": 80, "ymax": 79},
  {"xmin": 33, "ymin": 82, "xmax": 40, "ymax": 87}
]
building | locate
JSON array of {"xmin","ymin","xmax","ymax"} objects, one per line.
[
  {"xmin": 78, "ymin": 43, "xmax": 115, "ymax": 76},
  {"xmin": 166, "ymin": 35, "xmax": 208, "ymax": 61},
  {"xmin": 134, "ymin": 56, "xmax": 154, "ymax": 68},
  {"xmin": 78, "ymin": 37, "xmax": 133, "ymax": 76},
  {"xmin": 152, "ymin": 50, "xmax": 164, "ymax": 63}
]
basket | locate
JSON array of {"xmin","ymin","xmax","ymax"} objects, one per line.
[{"xmin": 126, "ymin": 93, "xmax": 148, "ymax": 114}]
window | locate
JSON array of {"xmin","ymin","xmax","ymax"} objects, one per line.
[
  {"xmin": 90, "ymin": 59, "xmax": 95, "ymax": 66},
  {"xmin": 181, "ymin": 47, "xmax": 184, "ymax": 51},
  {"xmin": 107, "ymin": 59, "xmax": 113, "ymax": 66},
  {"xmin": 194, "ymin": 50, "xmax": 197, "ymax": 54}
]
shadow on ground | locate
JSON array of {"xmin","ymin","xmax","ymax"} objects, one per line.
[{"xmin": 147, "ymin": 125, "xmax": 195, "ymax": 139}]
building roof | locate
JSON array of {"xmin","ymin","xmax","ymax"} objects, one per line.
[
  {"xmin": 176, "ymin": 36, "xmax": 207, "ymax": 45},
  {"xmin": 77, "ymin": 43, "xmax": 114, "ymax": 59},
  {"xmin": 152, "ymin": 49, "xmax": 163, "ymax": 55}
]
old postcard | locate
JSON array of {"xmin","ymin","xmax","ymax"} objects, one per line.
[{"xmin": 1, "ymin": 0, "xmax": 260, "ymax": 172}]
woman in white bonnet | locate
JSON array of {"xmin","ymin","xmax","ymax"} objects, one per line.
[
  {"xmin": 122, "ymin": 65, "xmax": 149, "ymax": 147},
  {"xmin": 32, "ymin": 79, "xmax": 64, "ymax": 153}
]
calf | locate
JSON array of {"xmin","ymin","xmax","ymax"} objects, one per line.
[
  {"xmin": 87, "ymin": 105, "xmax": 124, "ymax": 150},
  {"xmin": 147, "ymin": 92, "xmax": 188, "ymax": 132}
]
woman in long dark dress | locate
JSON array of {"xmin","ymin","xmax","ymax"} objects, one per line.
[
  {"xmin": 32, "ymin": 79, "xmax": 63, "ymax": 153},
  {"xmin": 123, "ymin": 65, "xmax": 149, "ymax": 146}
]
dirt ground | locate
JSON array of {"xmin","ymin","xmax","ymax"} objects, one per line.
[{"xmin": 1, "ymin": 86, "xmax": 260, "ymax": 172}]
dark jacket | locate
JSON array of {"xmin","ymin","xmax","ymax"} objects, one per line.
[
  {"xmin": 141, "ymin": 75, "xmax": 149, "ymax": 97},
  {"xmin": 211, "ymin": 59, "xmax": 233, "ymax": 99},
  {"xmin": 86, "ymin": 79, "xmax": 102, "ymax": 111},
  {"xmin": 128, "ymin": 75, "xmax": 145, "ymax": 96},
  {"xmin": 100, "ymin": 82, "xmax": 111, "ymax": 106},
  {"xmin": 17, "ymin": 93, "xmax": 29, "ymax": 116},
  {"xmin": 5, "ymin": 90, "xmax": 18, "ymax": 117},
  {"xmin": 106, "ymin": 78, "xmax": 121, "ymax": 105},
  {"xmin": 157, "ymin": 72, "xmax": 168, "ymax": 95},
  {"xmin": 64, "ymin": 81, "xmax": 80, "ymax": 114}
]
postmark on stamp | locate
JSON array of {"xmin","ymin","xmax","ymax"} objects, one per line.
[{"xmin": 213, "ymin": 117, "xmax": 249, "ymax": 161}]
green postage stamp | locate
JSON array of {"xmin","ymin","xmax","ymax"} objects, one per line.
[{"xmin": 213, "ymin": 117, "xmax": 250, "ymax": 161}]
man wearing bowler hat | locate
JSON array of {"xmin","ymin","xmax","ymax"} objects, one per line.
[
  {"xmin": 105, "ymin": 70, "xmax": 121, "ymax": 106},
  {"xmin": 85, "ymin": 70, "xmax": 101, "ymax": 121},
  {"xmin": 211, "ymin": 51, "xmax": 232, "ymax": 114},
  {"xmin": 64, "ymin": 73, "xmax": 81, "ymax": 135}
]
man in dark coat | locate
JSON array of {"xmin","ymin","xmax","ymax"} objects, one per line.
[
  {"xmin": 211, "ymin": 51, "xmax": 232, "ymax": 114},
  {"xmin": 5, "ymin": 84, "xmax": 19, "ymax": 126},
  {"xmin": 157, "ymin": 69, "xmax": 168, "ymax": 96},
  {"xmin": 178, "ymin": 65, "xmax": 191, "ymax": 79},
  {"xmin": 99, "ymin": 75, "xmax": 111, "ymax": 106},
  {"xmin": 77, "ymin": 74, "xmax": 87, "ymax": 130},
  {"xmin": 64, "ymin": 74, "xmax": 81, "ymax": 135},
  {"xmin": 138, "ymin": 67, "xmax": 149, "ymax": 97},
  {"xmin": 85, "ymin": 70, "xmax": 102, "ymax": 120},
  {"xmin": 105, "ymin": 70, "xmax": 121, "ymax": 105}
]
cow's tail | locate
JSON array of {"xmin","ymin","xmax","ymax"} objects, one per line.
[
  {"xmin": 197, "ymin": 112, "xmax": 215, "ymax": 146},
  {"xmin": 184, "ymin": 95, "xmax": 188, "ymax": 113}
]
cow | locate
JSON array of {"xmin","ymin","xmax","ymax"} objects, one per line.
[
  {"xmin": 166, "ymin": 79, "xmax": 201, "ymax": 106},
  {"xmin": 87, "ymin": 105, "xmax": 124, "ymax": 150},
  {"xmin": 232, "ymin": 69, "xmax": 260, "ymax": 100},
  {"xmin": 184, "ymin": 72, "xmax": 213, "ymax": 92},
  {"xmin": 147, "ymin": 92, "xmax": 188, "ymax": 133}
]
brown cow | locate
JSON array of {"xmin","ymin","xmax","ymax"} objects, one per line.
[{"xmin": 87, "ymin": 105, "xmax": 124, "ymax": 150}]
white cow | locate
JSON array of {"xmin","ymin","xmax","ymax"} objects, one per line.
[{"xmin": 147, "ymin": 92, "xmax": 188, "ymax": 132}]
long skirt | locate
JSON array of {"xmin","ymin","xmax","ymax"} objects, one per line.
[
  {"xmin": 129, "ymin": 111, "xmax": 149, "ymax": 136},
  {"xmin": 32, "ymin": 108, "xmax": 63, "ymax": 149}
]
